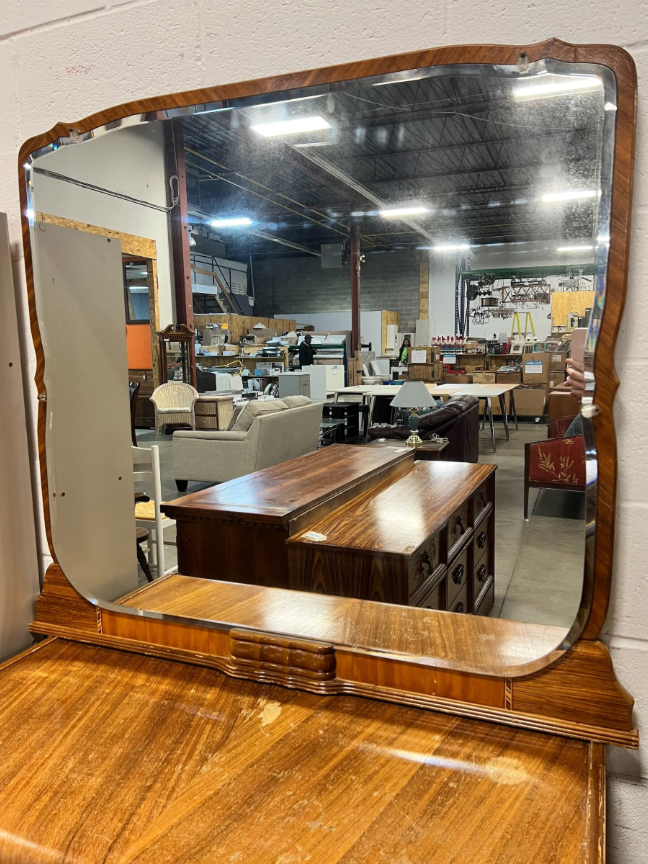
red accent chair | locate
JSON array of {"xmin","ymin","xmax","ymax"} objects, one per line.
[{"xmin": 524, "ymin": 420, "xmax": 586, "ymax": 519}]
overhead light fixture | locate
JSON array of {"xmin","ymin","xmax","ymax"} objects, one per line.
[
  {"xmin": 250, "ymin": 116, "xmax": 331, "ymax": 137},
  {"xmin": 379, "ymin": 206, "xmax": 429, "ymax": 217},
  {"xmin": 557, "ymin": 245, "xmax": 594, "ymax": 252},
  {"xmin": 293, "ymin": 141, "xmax": 332, "ymax": 148},
  {"xmin": 542, "ymin": 189, "xmax": 599, "ymax": 202},
  {"xmin": 513, "ymin": 75, "xmax": 602, "ymax": 100},
  {"xmin": 432, "ymin": 243, "xmax": 471, "ymax": 252},
  {"xmin": 210, "ymin": 217, "xmax": 253, "ymax": 228},
  {"xmin": 350, "ymin": 211, "xmax": 366, "ymax": 217},
  {"xmin": 373, "ymin": 75, "xmax": 426, "ymax": 87},
  {"xmin": 250, "ymin": 94, "xmax": 323, "ymax": 109}
]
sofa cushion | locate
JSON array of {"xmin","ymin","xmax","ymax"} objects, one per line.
[
  {"xmin": 232, "ymin": 399, "xmax": 287, "ymax": 431},
  {"xmin": 226, "ymin": 403, "xmax": 246, "ymax": 431},
  {"xmin": 282, "ymin": 395, "xmax": 312, "ymax": 409}
]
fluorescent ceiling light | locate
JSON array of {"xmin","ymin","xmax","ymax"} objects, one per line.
[
  {"xmin": 542, "ymin": 189, "xmax": 599, "ymax": 202},
  {"xmin": 379, "ymin": 206, "xmax": 429, "ymax": 217},
  {"xmin": 432, "ymin": 243, "xmax": 471, "ymax": 252},
  {"xmin": 210, "ymin": 217, "xmax": 252, "ymax": 228},
  {"xmin": 513, "ymin": 75, "xmax": 602, "ymax": 99},
  {"xmin": 373, "ymin": 75, "xmax": 426, "ymax": 87},
  {"xmin": 557, "ymin": 245, "xmax": 594, "ymax": 252},
  {"xmin": 293, "ymin": 141, "xmax": 331, "ymax": 148},
  {"xmin": 250, "ymin": 116, "xmax": 331, "ymax": 137}
]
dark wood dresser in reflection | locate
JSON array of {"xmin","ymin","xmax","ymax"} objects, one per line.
[{"xmin": 163, "ymin": 445, "xmax": 496, "ymax": 615}]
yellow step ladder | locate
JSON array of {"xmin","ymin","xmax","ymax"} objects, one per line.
[{"xmin": 510, "ymin": 311, "xmax": 536, "ymax": 339}]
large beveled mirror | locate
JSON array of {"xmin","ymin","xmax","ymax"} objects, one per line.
[{"xmin": 21, "ymin": 39, "xmax": 636, "ymax": 682}]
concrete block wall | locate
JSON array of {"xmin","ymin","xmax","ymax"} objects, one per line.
[
  {"xmin": 0, "ymin": 2, "xmax": 646, "ymax": 859},
  {"xmin": 253, "ymin": 249, "xmax": 420, "ymax": 329}
]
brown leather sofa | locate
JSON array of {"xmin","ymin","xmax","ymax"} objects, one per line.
[{"xmin": 367, "ymin": 395, "xmax": 480, "ymax": 462}]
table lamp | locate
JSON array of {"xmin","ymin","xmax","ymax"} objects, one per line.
[{"xmin": 390, "ymin": 381, "xmax": 437, "ymax": 448}]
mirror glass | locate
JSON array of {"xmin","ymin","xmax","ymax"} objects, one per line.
[{"xmin": 25, "ymin": 56, "xmax": 616, "ymax": 653}]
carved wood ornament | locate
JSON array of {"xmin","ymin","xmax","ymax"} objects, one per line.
[{"xmin": 20, "ymin": 38, "xmax": 638, "ymax": 748}]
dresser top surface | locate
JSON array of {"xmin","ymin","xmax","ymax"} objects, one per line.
[
  {"xmin": 120, "ymin": 574, "xmax": 567, "ymax": 669},
  {"xmin": 0, "ymin": 639, "xmax": 600, "ymax": 864},
  {"xmin": 289, "ymin": 460, "xmax": 496, "ymax": 556},
  {"xmin": 163, "ymin": 444, "xmax": 412, "ymax": 523}
]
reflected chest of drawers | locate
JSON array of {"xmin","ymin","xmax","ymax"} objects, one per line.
[{"xmin": 287, "ymin": 461, "xmax": 496, "ymax": 615}]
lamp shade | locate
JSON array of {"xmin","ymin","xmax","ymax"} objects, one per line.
[{"xmin": 389, "ymin": 381, "xmax": 436, "ymax": 409}]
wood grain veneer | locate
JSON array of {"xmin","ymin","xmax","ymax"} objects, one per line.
[
  {"xmin": 163, "ymin": 444, "xmax": 413, "ymax": 527},
  {"xmin": 0, "ymin": 638, "xmax": 606, "ymax": 863},
  {"xmin": 164, "ymin": 445, "xmax": 415, "ymax": 587}
]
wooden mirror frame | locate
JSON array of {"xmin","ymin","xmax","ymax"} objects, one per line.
[{"xmin": 19, "ymin": 39, "xmax": 638, "ymax": 748}]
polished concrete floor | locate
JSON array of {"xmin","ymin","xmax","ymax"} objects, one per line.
[
  {"xmin": 478, "ymin": 421, "xmax": 585, "ymax": 628},
  {"xmin": 135, "ymin": 420, "xmax": 586, "ymax": 629}
]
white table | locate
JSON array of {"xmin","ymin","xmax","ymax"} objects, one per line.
[
  {"xmin": 427, "ymin": 383, "xmax": 520, "ymax": 452},
  {"xmin": 332, "ymin": 383, "xmax": 519, "ymax": 451}
]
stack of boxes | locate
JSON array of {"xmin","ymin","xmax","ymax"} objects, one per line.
[{"xmin": 407, "ymin": 346, "xmax": 444, "ymax": 382}]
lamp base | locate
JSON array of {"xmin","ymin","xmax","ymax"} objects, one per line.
[{"xmin": 406, "ymin": 433, "xmax": 423, "ymax": 448}]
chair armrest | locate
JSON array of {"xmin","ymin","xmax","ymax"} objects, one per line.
[{"xmin": 173, "ymin": 430, "xmax": 248, "ymax": 442}]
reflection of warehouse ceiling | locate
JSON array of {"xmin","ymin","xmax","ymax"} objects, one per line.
[{"xmin": 182, "ymin": 70, "xmax": 606, "ymax": 260}]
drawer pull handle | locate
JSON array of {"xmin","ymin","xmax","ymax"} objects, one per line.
[
  {"xmin": 455, "ymin": 515, "xmax": 466, "ymax": 535},
  {"xmin": 477, "ymin": 564, "xmax": 487, "ymax": 582},
  {"xmin": 452, "ymin": 564, "xmax": 464, "ymax": 585},
  {"xmin": 453, "ymin": 601, "xmax": 465, "ymax": 614},
  {"xmin": 477, "ymin": 532, "xmax": 487, "ymax": 549}
]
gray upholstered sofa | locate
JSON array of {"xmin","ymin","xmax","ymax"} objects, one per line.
[{"xmin": 173, "ymin": 395, "xmax": 323, "ymax": 489}]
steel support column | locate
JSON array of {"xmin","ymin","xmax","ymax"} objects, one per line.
[
  {"xmin": 164, "ymin": 119, "xmax": 196, "ymax": 386},
  {"xmin": 350, "ymin": 224, "xmax": 361, "ymax": 354}
]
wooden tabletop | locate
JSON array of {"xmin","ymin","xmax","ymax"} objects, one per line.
[
  {"xmin": 0, "ymin": 639, "xmax": 603, "ymax": 864},
  {"xmin": 333, "ymin": 383, "xmax": 519, "ymax": 399},
  {"xmin": 289, "ymin": 461, "xmax": 495, "ymax": 556},
  {"xmin": 430, "ymin": 383, "xmax": 520, "ymax": 398},
  {"xmin": 162, "ymin": 444, "xmax": 413, "ymax": 525}
]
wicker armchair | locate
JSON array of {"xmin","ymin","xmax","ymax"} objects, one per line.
[{"xmin": 150, "ymin": 382, "xmax": 198, "ymax": 437}]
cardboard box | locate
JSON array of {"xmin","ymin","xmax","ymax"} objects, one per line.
[
  {"xmin": 444, "ymin": 373, "xmax": 473, "ymax": 384},
  {"xmin": 496, "ymin": 370, "xmax": 522, "ymax": 384},
  {"xmin": 472, "ymin": 371, "xmax": 496, "ymax": 384},
  {"xmin": 514, "ymin": 385, "xmax": 547, "ymax": 418},
  {"xmin": 547, "ymin": 390, "xmax": 577, "ymax": 421},
  {"xmin": 522, "ymin": 352, "xmax": 549, "ymax": 385},
  {"xmin": 548, "ymin": 371, "xmax": 567, "ymax": 391},
  {"xmin": 549, "ymin": 352, "xmax": 568, "ymax": 372},
  {"xmin": 408, "ymin": 362, "xmax": 442, "ymax": 382}
]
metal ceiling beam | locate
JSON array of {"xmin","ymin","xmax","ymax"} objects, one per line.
[
  {"xmin": 359, "ymin": 159, "xmax": 579, "ymax": 186},
  {"xmin": 346, "ymin": 129, "xmax": 592, "ymax": 161}
]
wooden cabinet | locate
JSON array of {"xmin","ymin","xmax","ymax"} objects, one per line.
[
  {"xmin": 163, "ymin": 445, "xmax": 415, "ymax": 589},
  {"xmin": 0, "ymin": 638, "xmax": 607, "ymax": 864},
  {"xmin": 165, "ymin": 447, "xmax": 495, "ymax": 615},
  {"xmin": 128, "ymin": 368, "xmax": 155, "ymax": 428},
  {"xmin": 287, "ymin": 461, "xmax": 496, "ymax": 614},
  {"xmin": 194, "ymin": 394, "xmax": 234, "ymax": 430}
]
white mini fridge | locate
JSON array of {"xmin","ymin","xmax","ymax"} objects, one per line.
[{"xmin": 324, "ymin": 364, "xmax": 345, "ymax": 392}]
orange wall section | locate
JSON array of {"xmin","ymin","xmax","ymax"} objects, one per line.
[{"xmin": 127, "ymin": 324, "xmax": 153, "ymax": 369}]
